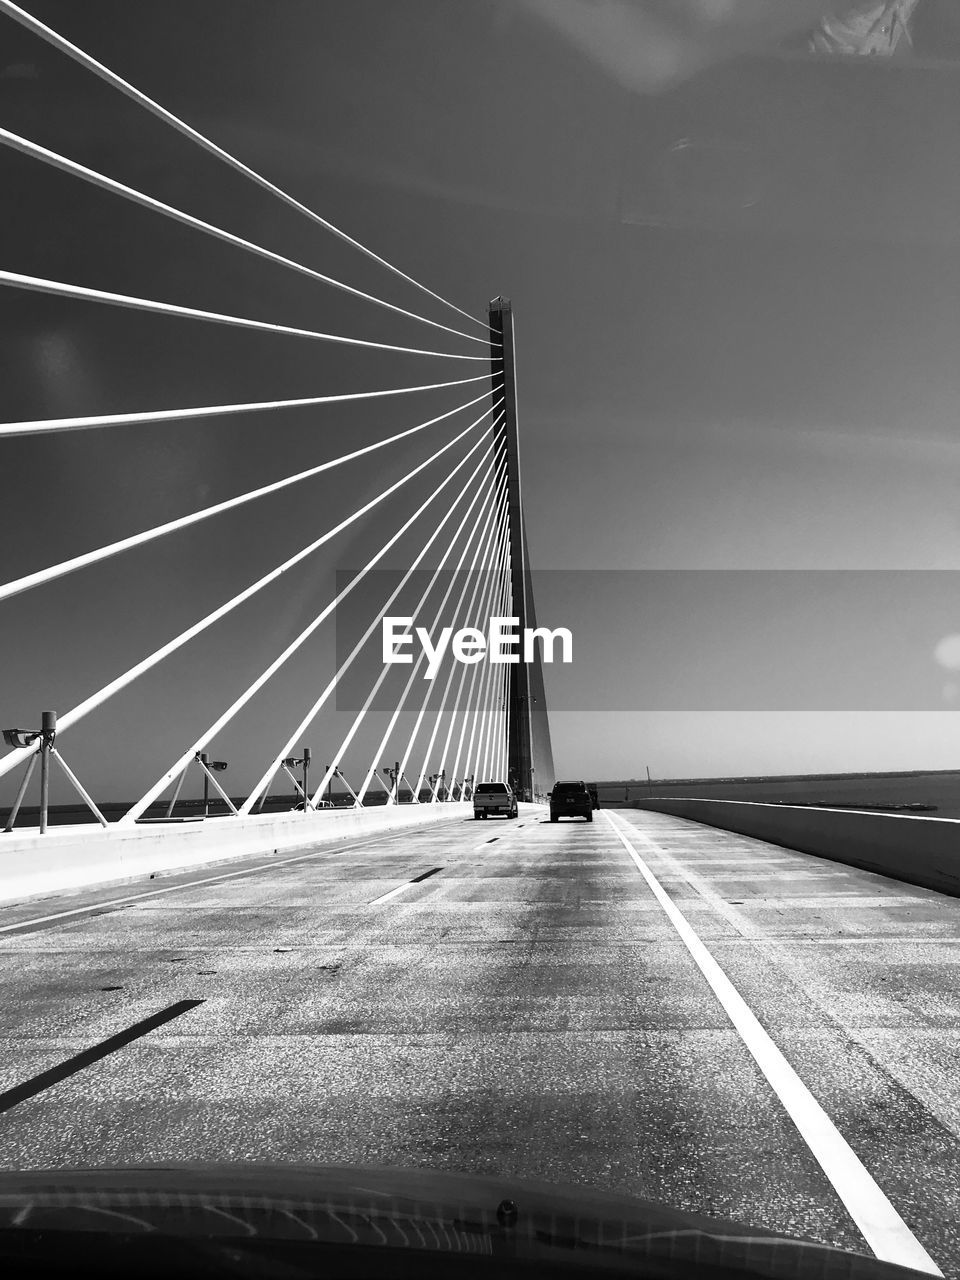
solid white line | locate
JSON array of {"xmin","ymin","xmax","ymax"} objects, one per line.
[
  {"xmin": 603, "ymin": 812, "xmax": 942, "ymax": 1276},
  {"xmin": 0, "ymin": 828, "xmax": 412, "ymax": 934}
]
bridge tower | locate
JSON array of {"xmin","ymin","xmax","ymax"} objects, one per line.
[{"xmin": 488, "ymin": 297, "xmax": 555, "ymax": 802}]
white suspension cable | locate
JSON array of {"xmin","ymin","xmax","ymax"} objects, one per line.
[
  {"xmin": 490, "ymin": 559, "xmax": 514, "ymax": 782},
  {"xmin": 0, "ymin": 373, "xmax": 500, "ymax": 438},
  {"xmin": 0, "ymin": 1, "xmax": 491, "ymax": 334},
  {"xmin": 0, "ymin": 127, "xmax": 495, "ymax": 350},
  {"xmin": 462, "ymin": 542, "xmax": 504, "ymax": 799},
  {"xmin": 0, "ymin": 408, "xmax": 497, "ymax": 785},
  {"xmin": 502, "ymin": 559, "xmax": 516, "ymax": 783},
  {"xmin": 427, "ymin": 496, "xmax": 509, "ymax": 798},
  {"xmin": 300, "ymin": 448, "xmax": 505, "ymax": 811},
  {"xmin": 500, "ymin": 561, "xmax": 516, "ymax": 784},
  {"xmin": 491, "ymin": 667, "xmax": 505, "ymax": 783},
  {"xmin": 488, "ymin": 565, "xmax": 512, "ymax": 783},
  {"xmin": 123, "ymin": 420, "xmax": 502, "ymax": 824},
  {"xmin": 499, "ymin": 623, "xmax": 512, "ymax": 785},
  {"xmin": 474, "ymin": 584, "xmax": 501, "ymax": 786},
  {"xmin": 485, "ymin": 567, "xmax": 511, "ymax": 782},
  {"xmin": 470, "ymin": 547, "xmax": 511, "ymax": 786},
  {"xmin": 447, "ymin": 511, "xmax": 511, "ymax": 792},
  {"xmin": 484, "ymin": 661, "xmax": 503, "ymax": 784},
  {"xmin": 492, "ymin": 556, "xmax": 514, "ymax": 781},
  {"xmin": 0, "ymin": 386, "xmax": 496, "ymax": 603},
  {"xmin": 241, "ymin": 431, "xmax": 506, "ymax": 814},
  {"xmin": 411, "ymin": 489, "xmax": 509, "ymax": 799},
  {"xmin": 397, "ymin": 475, "xmax": 508, "ymax": 797},
  {"xmin": 477, "ymin": 632, "xmax": 499, "ymax": 786},
  {"xmin": 341, "ymin": 470, "xmax": 504, "ymax": 808},
  {"xmin": 496, "ymin": 652, "xmax": 510, "ymax": 781},
  {"xmin": 488, "ymin": 614, "xmax": 510, "ymax": 782},
  {"xmin": 456, "ymin": 509, "xmax": 511, "ymax": 790},
  {"xmin": 125, "ymin": 421, "xmax": 501, "ymax": 824},
  {"xmin": 352, "ymin": 460, "xmax": 507, "ymax": 807},
  {"xmin": 0, "ymin": 270, "xmax": 490, "ymax": 361},
  {"xmin": 453, "ymin": 548, "xmax": 504, "ymax": 796}
]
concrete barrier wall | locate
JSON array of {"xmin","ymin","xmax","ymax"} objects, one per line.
[
  {"xmin": 635, "ymin": 798, "xmax": 960, "ymax": 897},
  {"xmin": 0, "ymin": 802, "xmax": 481, "ymax": 906}
]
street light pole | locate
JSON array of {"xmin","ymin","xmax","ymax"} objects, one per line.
[
  {"xmin": 200, "ymin": 751, "xmax": 210, "ymax": 817},
  {"xmin": 39, "ymin": 710, "xmax": 56, "ymax": 834}
]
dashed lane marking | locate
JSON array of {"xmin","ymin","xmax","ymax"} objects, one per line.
[
  {"xmin": 0, "ymin": 827, "xmax": 453, "ymax": 936},
  {"xmin": 369, "ymin": 866, "xmax": 443, "ymax": 906}
]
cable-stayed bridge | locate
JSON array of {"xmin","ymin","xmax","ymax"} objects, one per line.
[
  {"xmin": 0, "ymin": 8, "xmax": 958, "ymax": 1277},
  {"xmin": 0, "ymin": 1, "xmax": 554, "ymax": 839}
]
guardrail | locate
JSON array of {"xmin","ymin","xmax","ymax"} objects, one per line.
[
  {"xmin": 634, "ymin": 797, "xmax": 960, "ymax": 898},
  {"xmin": 0, "ymin": 802, "xmax": 476, "ymax": 907}
]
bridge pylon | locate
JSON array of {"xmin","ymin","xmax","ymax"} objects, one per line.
[{"xmin": 488, "ymin": 297, "xmax": 555, "ymax": 803}]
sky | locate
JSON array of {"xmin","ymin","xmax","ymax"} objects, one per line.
[{"xmin": 3, "ymin": 0, "xmax": 960, "ymax": 803}]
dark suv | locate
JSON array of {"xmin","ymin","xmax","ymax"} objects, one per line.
[{"xmin": 549, "ymin": 780, "xmax": 593, "ymax": 823}]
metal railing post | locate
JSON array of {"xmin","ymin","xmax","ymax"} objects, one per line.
[{"xmin": 38, "ymin": 710, "xmax": 56, "ymax": 833}]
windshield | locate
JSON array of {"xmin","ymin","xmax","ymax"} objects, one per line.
[{"xmin": 1, "ymin": 3, "xmax": 958, "ymax": 1278}]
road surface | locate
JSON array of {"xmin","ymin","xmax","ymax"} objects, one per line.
[{"xmin": 0, "ymin": 808, "xmax": 957, "ymax": 1271}]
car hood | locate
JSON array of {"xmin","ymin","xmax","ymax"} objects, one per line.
[{"xmin": 0, "ymin": 1162, "xmax": 931, "ymax": 1279}]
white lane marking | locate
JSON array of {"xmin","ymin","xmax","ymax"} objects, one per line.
[
  {"xmin": 604, "ymin": 812, "xmax": 942, "ymax": 1276},
  {"xmin": 0, "ymin": 828, "xmax": 425, "ymax": 934},
  {"xmin": 368, "ymin": 881, "xmax": 419, "ymax": 906},
  {"xmin": 368, "ymin": 869, "xmax": 441, "ymax": 906}
]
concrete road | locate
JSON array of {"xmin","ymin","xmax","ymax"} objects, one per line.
[{"xmin": 0, "ymin": 808, "xmax": 957, "ymax": 1273}]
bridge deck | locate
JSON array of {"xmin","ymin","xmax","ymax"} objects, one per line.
[{"xmin": 0, "ymin": 809, "xmax": 957, "ymax": 1270}]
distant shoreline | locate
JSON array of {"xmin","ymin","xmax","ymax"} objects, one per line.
[
  {"xmin": 596, "ymin": 767, "xmax": 960, "ymax": 787},
  {"xmin": 594, "ymin": 768, "xmax": 960, "ymax": 820}
]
